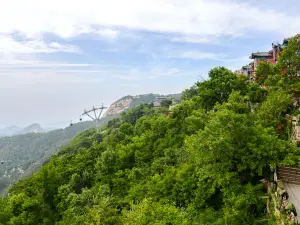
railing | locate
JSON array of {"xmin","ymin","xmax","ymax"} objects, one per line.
[{"xmin": 278, "ymin": 167, "xmax": 300, "ymax": 185}]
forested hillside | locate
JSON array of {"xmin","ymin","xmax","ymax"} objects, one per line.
[
  {"xmin": 0, "ymin": 116, "xmax": 116, "ymax": 195},
  {"xmin": 0, "ymin": 93, "xmax": 178, "ymax": 195},
  {"xmin": 1, "ymin": 36, "xmax": 300, "ymax": 225}
]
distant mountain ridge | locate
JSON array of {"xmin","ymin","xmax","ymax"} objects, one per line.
[
  {"xmin": 0, "ymin": 126, "xmax": 21, "ymax": 137},
  {"xmin": 0, "ymin": 121, "xmax": 97, "ymax": 194},
  {"xmin": 16, "ymin": 123, "xmax": 44, "ymax": 135},
  {"xmin": 104, "ymin": 93, "xmax": 181, "ymax": 117},
  {"xmin": 0, "ymin": 92, "xmax": 182, "ymax": 194},
  {"xmin": 0, "ymin": 93, "xmax": 181, "ymax": 137},
  {"xmin": 0, "ymin": 123, "xmax": 45, "ymax": 137}
]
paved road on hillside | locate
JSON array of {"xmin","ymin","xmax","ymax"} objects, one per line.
[{"xmin": 284, "ymin": 182, "xmax": 300, "ymax": 221}]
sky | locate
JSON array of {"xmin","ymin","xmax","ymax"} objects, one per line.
[{"xmin": 0, "ymin": 0, "xmax": 300, "ymax": 128}]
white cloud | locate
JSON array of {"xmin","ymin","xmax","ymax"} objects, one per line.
[
  {"xmin": 8, "ymin": 69, "xmax": 106, "ymax": 73},
  {"xmin": 0, "ymin": 0, "xmax": 299, "ymax": 40},
  {"xmin": 0, "ymin": 70, "xmax": 104, "ymax": 87},
  {"xmin": 170, "ymin": 36, "xmax": 211, "ymax": 44},
  {"xmin": 119, "ymin": 83, "xmax": 141, "ymax": 88},
  {"xmin": 47, "ymin": 42, "xmax": 79, "ymax": 53},
  {"xmin": 116, "ymin": 68, "xmax": 142, "ymax": 81},
  {"xmin": 0, "ymin": 0, "xmax": 298, "ymax": 65},
  {"xmin": 0, "ymin": 35, "xmax": 79, "ymax": 55},
  {"xmin": 0, "ymin": 36, "xmax": 81, "ymax": 70},
  {"xmin": 54, "ymin": 26, "xmax": 120, "ymax": 39},
  {"xmin": 115, "ymin": 67, "xmax": 185, "ymax": 81},
  {"xmin": 96, "ymin": 28, "xmax": 120, "ymax": 39},
  {"xmin": 117, "ymin": 74, "xmax": 141, "ymax": 81},
  {"xmin": 149, "ymin": 68, "xmax": 183, "ymax": 78},
  {"xmin": 170, "ymin": 51, "xmax": 225, "ymax": 60},
  {"xmin": 220, "ymin": 56, "xmax": 251, "ymax": 63},
  {"xmin": 1, "ymin": 0, "xmax": 299, "ymax": 126},
  {"xmin": 0, "ymin": 61, "xmax": 93, "ymax": 67},
  {"xmin": 0, "ymin": 65, "xmax": 185, "ymax": 90}
]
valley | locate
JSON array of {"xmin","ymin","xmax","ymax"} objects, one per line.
[{"xmin": 0, "ymin": 94, "xmax": 178, "ymax": 194}]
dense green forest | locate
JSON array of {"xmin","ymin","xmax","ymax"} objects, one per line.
[
  {"xmin": 0, "ymin": 116, "xmax": 117, "ymax": 195},
  {"xmin": 0, "ymin": 93, "xmax": 178, "ymax": 195},
  {"xmin": 0, "ymin": 36, "xmax": 300, "ymax": 224}
]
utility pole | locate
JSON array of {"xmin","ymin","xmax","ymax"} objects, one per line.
[{"xmin": 82, "ymin": 104, "xmax": 107, "ymax": 129}]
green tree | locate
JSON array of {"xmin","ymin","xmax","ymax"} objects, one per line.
[
  {"xmin": 181, "ymin": 85, "xmax": 198, "ymax": 100},
  {"xmin": 278, "ymin": 36, "xmax": 300, "ymax": 80},
  {"xmin": 196, "ymin": 67, "xmax": 247, "ymax": 110},
  {"xmin": 186, "ymin": 92, "xmax": 297, "ymax": 224},
  {"xmin": 121, "ymin": 104, "xmax": 152, "ymax": 125},
  {"xmin": 160, "ymin": 99, "xmax": 172, "ymax": 108},
  {"xmin": 2, "ymin": 65, "xmax": 300, "ymax": 225},
  {"xmin": 122, "ymin": 199, "xmax": 189, "ymax": 225},
  {"xmin": 255, "ymin": 61, "xmax": 275, "ymax": 84},
  {"xmin": 256, "ymin": 89, "xmax": 292, "ymax": 129}
]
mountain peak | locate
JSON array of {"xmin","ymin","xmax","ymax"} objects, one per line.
[
  {"xmin": 104, "ymin": 93, "xmax": 181, "ymax": 117},
  {"xmin": 17, "ymin": 123, "xmax": 44, "ymax": 135}
]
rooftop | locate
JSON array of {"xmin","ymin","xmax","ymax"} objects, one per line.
[
  {"xmin": 250, "ymin": 52, "xmax": 272, "ymax": 59},
  {"xmin": 156, "ymin": 96, "xmax": 167, "ymax": 99},
  {"xmin": 242, "ymin": 65, "xmax": 251, "ymax": 69}
]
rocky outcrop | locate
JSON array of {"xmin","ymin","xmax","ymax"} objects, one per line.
[
  {"xmin": 104, "ymin": 93, "xmax": 182, "ymax": 117},
  {"xmin": 105, "ymin": 97, "xmax": 133, "ymax": 116},
  {"xmin": 17, "ymin": 123, "xmax": 44, "ymax": 135}
]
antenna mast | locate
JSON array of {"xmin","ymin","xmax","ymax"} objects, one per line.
[{"xmin": 82, "ymin": 104, "xmax": 107, "ymax": 128}]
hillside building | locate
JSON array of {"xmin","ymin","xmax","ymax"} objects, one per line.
[
  {"xmin": 153, "ymin": 96, "xmax": 167, "ymax": 107},
  {"xmin": 236, "ymin": 64, "xmax": 252, "ymax": 76},
  {"xmin": 236, "ymin": 34, "xmax": 300, "ymax": 80},
  {"xmin": 249, "ymin": 51, "xmax": 274, "ymax": 77},
  {"xmin": 235, "ymin": 34, "xmax": 300, "ymax": 80}
]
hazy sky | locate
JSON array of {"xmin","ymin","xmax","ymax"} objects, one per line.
[{"xmin": 0, "ymin": 0, "xmax": 299, "ymax": 128}]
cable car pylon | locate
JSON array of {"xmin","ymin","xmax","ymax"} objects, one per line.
[{"xmin": 82, "ymin": 104, "xmax": 107, "ymax": 129}]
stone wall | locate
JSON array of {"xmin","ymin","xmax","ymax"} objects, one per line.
[{"xmin": 266, "ymin": 171, "xmax": 298, "ymax": 224}]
